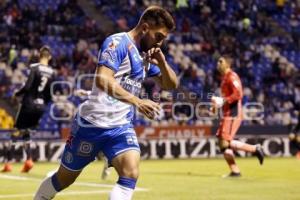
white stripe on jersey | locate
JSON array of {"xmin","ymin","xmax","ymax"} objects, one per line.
[{"xmin": 79, "ymin": 32, "xmax": 159, "ymax": 128}]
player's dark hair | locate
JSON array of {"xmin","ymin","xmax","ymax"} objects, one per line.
[
  {"xmin": 221, "ymin": 54, "xmax": 233, "ymax": 67},
  {"xmin": 39, "ymin": 45, "xmax": 52, "ymax": 59},
  {"xmin": 139, "ymin": 6, "xmax": 175, "ymax": 31}
]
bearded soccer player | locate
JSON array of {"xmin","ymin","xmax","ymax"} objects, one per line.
[
  {"xmin": 34, "ymin": 6, "xmax": 178, "ymax": 200},
  {"xmin": 1, "ymin": 46, "xmax": 54, "ymax": 173},
  {"xmin": 212, "ymin": 55, "xmax": 264, "ymax": 177}
]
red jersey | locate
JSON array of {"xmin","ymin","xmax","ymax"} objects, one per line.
[{"xmin": 221, "ymin": 70, "xmax": 243, "ymax": 117}]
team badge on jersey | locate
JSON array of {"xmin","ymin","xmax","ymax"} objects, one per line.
[
  {"xmin": 100, "ymin": 40, "xmax": 119, "ymax": 64},
  {"xmin": 101, "ymin": 49, "xmax": 117, "ymax": 63}
]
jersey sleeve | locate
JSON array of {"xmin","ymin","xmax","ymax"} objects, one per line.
[
  {"xmin": 15, "ymin": 67, "xmax": 36, "ymax": 96},
  {"xmin": 224, "ymin": 74, "xmax": 243, "ymax": 104},
  {"xmin": 147, "ymin": 63, "xmax": 161, "ymax": 77},
  {"xmin": 44, "ymin": 75, "xmax": 54, "ymax": 103},
  {"xmin": 97, "ymin": 35, "xmax": 127, "ymax": 72}
]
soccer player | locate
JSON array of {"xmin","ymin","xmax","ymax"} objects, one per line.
[
  {"xmin": 212, "ymin": 55, "xmax": 264, "ymax": 177},
  {"xmin": 34, "ymin": 6, "xmax": 177, "ymax": 200},
  {"xmin": 1, "ymin": 46, "xmax": 55, "ymax": 173},
  {"xmin": 289, "ymin": 79, "xmax": 300, "ymax": 158},
  {"xmin": 289, "ymin": 113, "xmax": 300, "ymax": 158}
]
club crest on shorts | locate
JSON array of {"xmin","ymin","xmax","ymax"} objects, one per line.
[
  {"xmin": 64, "ymin": 151, "xmax": 73, "ymax": 164},
  {"xmin": 77, "ymin": 141, "xmax": 93, "ymax": 156}
]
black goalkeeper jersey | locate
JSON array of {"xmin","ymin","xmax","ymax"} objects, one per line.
[{"xmin": 15, "ymin": 63, "xmax": 55, "ymax": 108}]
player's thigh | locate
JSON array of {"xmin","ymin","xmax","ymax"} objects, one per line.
[
  {"xmin": 111, "ymin": 150, "xmax": 140, "ymax": 178},
  {"xmin": 217, "ymin": 118, "xmax": 241, "ymax": 141},
  {"xmin": 15, "ymin": 108, "xmax": 30, "ymax": 129},
  {"xmin": 101, "ymin": 127, "xmax": 141, "ymax": 178},
  {"xmin": 15, "ymin": 108, "xmax": 43, "ymax": 129},
  {"xmin": 216, "ymin": 119, "xmax": 231, "ymax": 141},
  {"xmin": 60, "ymin": 119, "xmax": 102, "ymax": 172},
  {"xmin": 61, "ymin": 134, "xmax": 98, "ymax": 172},
  {"xmin": 230, "ymin": 118, "xmax": 242, "ymax": 137}
]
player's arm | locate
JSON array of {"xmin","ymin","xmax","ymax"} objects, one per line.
[
  {"xmin": 212, "ymin": 75, "xmax": 242, "ymax": 108},
  {"xmin": 146, "ymin": 48, "xmax": 178, "ymax": 90},
  {"xmin": 95, "ymin": 67, "xmax": 141, "ymax": 105},
  {"xmin": 96, "ymin": 36, "xmax": 140, "ymax": 105},
  {"xmin": 74, "ymin": 89, "xmax": 91, "ymax": 97},
  {"xmin": 223, "ymin": 76, "xmax": 242, "ymax": 104},
  {"xmin": 95, "ymin": 66, "xmax": 160, "ymax": 119},
  {"xmin": 14, "ymin": 67, "xmax": 36, "ymax": 97},
  {"xmin": 97, "ymin": 36, "xmax": 160, "ymax": 119}
]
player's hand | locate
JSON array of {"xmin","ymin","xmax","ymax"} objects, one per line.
[
  {"xmin": 211, "ymin": 96, "xmax": 225, "ymax": 108},
  {"xmin": 74, "ymin": 89, "xmax": 91, "ymax": 97},
  {"xmin": 145, "ymin": 47, "xmax": 166, "ymax": 67},
  {"xmin": 136, "ymin": 99, "xmax": 161, "ymax": 120},
  {"xmin": 209, "ymin": 104, "xmax": 217, "ymax": 114}
]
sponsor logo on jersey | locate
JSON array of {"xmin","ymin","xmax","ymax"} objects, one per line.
[
  {"xmin": 120, "ymin": 76, "xmax": 142, "ymax": 96},
  {"xmin": 123, "ymin": 76, "xmax": 142, "ymax": 88}
]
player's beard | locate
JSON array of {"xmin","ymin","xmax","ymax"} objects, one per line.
[
  {"xmin": 140, "ymin": 34, "xmax": 152, "ymax": 53},
  {"xmin": 217, "ymin": 65, "xmax": 225, "ymax": 75}
]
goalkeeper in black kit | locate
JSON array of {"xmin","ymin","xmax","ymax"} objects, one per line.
[{"xmin": 1, "ymin": 46, "xmax": 55, "ymax": 172}]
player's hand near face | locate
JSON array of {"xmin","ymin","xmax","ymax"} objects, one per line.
[
  {"xmin": 145, "ymin": 47, "xmax": 166, "ymax": 67},
  {"xmin": 145, "ymin": 47, "xmax": 178, "ymax": 90},
  {"xmin": 135, "ymin": 98, "xmax": 161, "ymax": 120}
]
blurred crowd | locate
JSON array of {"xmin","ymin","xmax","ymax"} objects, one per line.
[{"xmin": 0, "ymin": 0, "xmax": 299, "ymax": 130}]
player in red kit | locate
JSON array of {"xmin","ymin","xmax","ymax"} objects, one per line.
[{"xmin": 212, "ymin": 55, "xmax": 264, "ymax": 177}]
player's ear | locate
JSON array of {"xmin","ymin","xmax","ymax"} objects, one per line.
[{"xmin": 141, "ymin": 23, "xmax": 149, "ymax": 35}]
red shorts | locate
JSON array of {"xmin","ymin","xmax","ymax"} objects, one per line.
[{"xmin": 216, "ymin": 117, "xmax": 242, "ymax": 141}]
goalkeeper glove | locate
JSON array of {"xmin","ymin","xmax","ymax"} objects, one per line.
[{"xmin": 212, "ymin": 96, "xmax": 225, "ymax": 108}]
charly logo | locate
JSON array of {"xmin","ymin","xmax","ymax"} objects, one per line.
[{"xmin": 65, "ymin": 151, "xmax": 73, "ymax": 164}]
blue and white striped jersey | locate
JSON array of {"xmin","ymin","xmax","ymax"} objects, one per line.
[{"xmin": 79, "ymin": 32, "xmax": 161, "ymax": 128}]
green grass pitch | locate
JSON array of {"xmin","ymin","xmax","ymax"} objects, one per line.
[{"xmin": 0, "ymin": 157, "xmax": 299, "ymax": 200}]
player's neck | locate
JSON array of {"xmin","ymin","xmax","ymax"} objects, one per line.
[
  {"xmin": 223, "ymin": 68, "xmax": 231, "ymax": 76},
  {"xmin": 40, "ymin": 59, "xmax": 49, "ymax": 66},
  {"xmin": 127, "ymin": 27, "xmax": 141, "ymax": 48}
]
